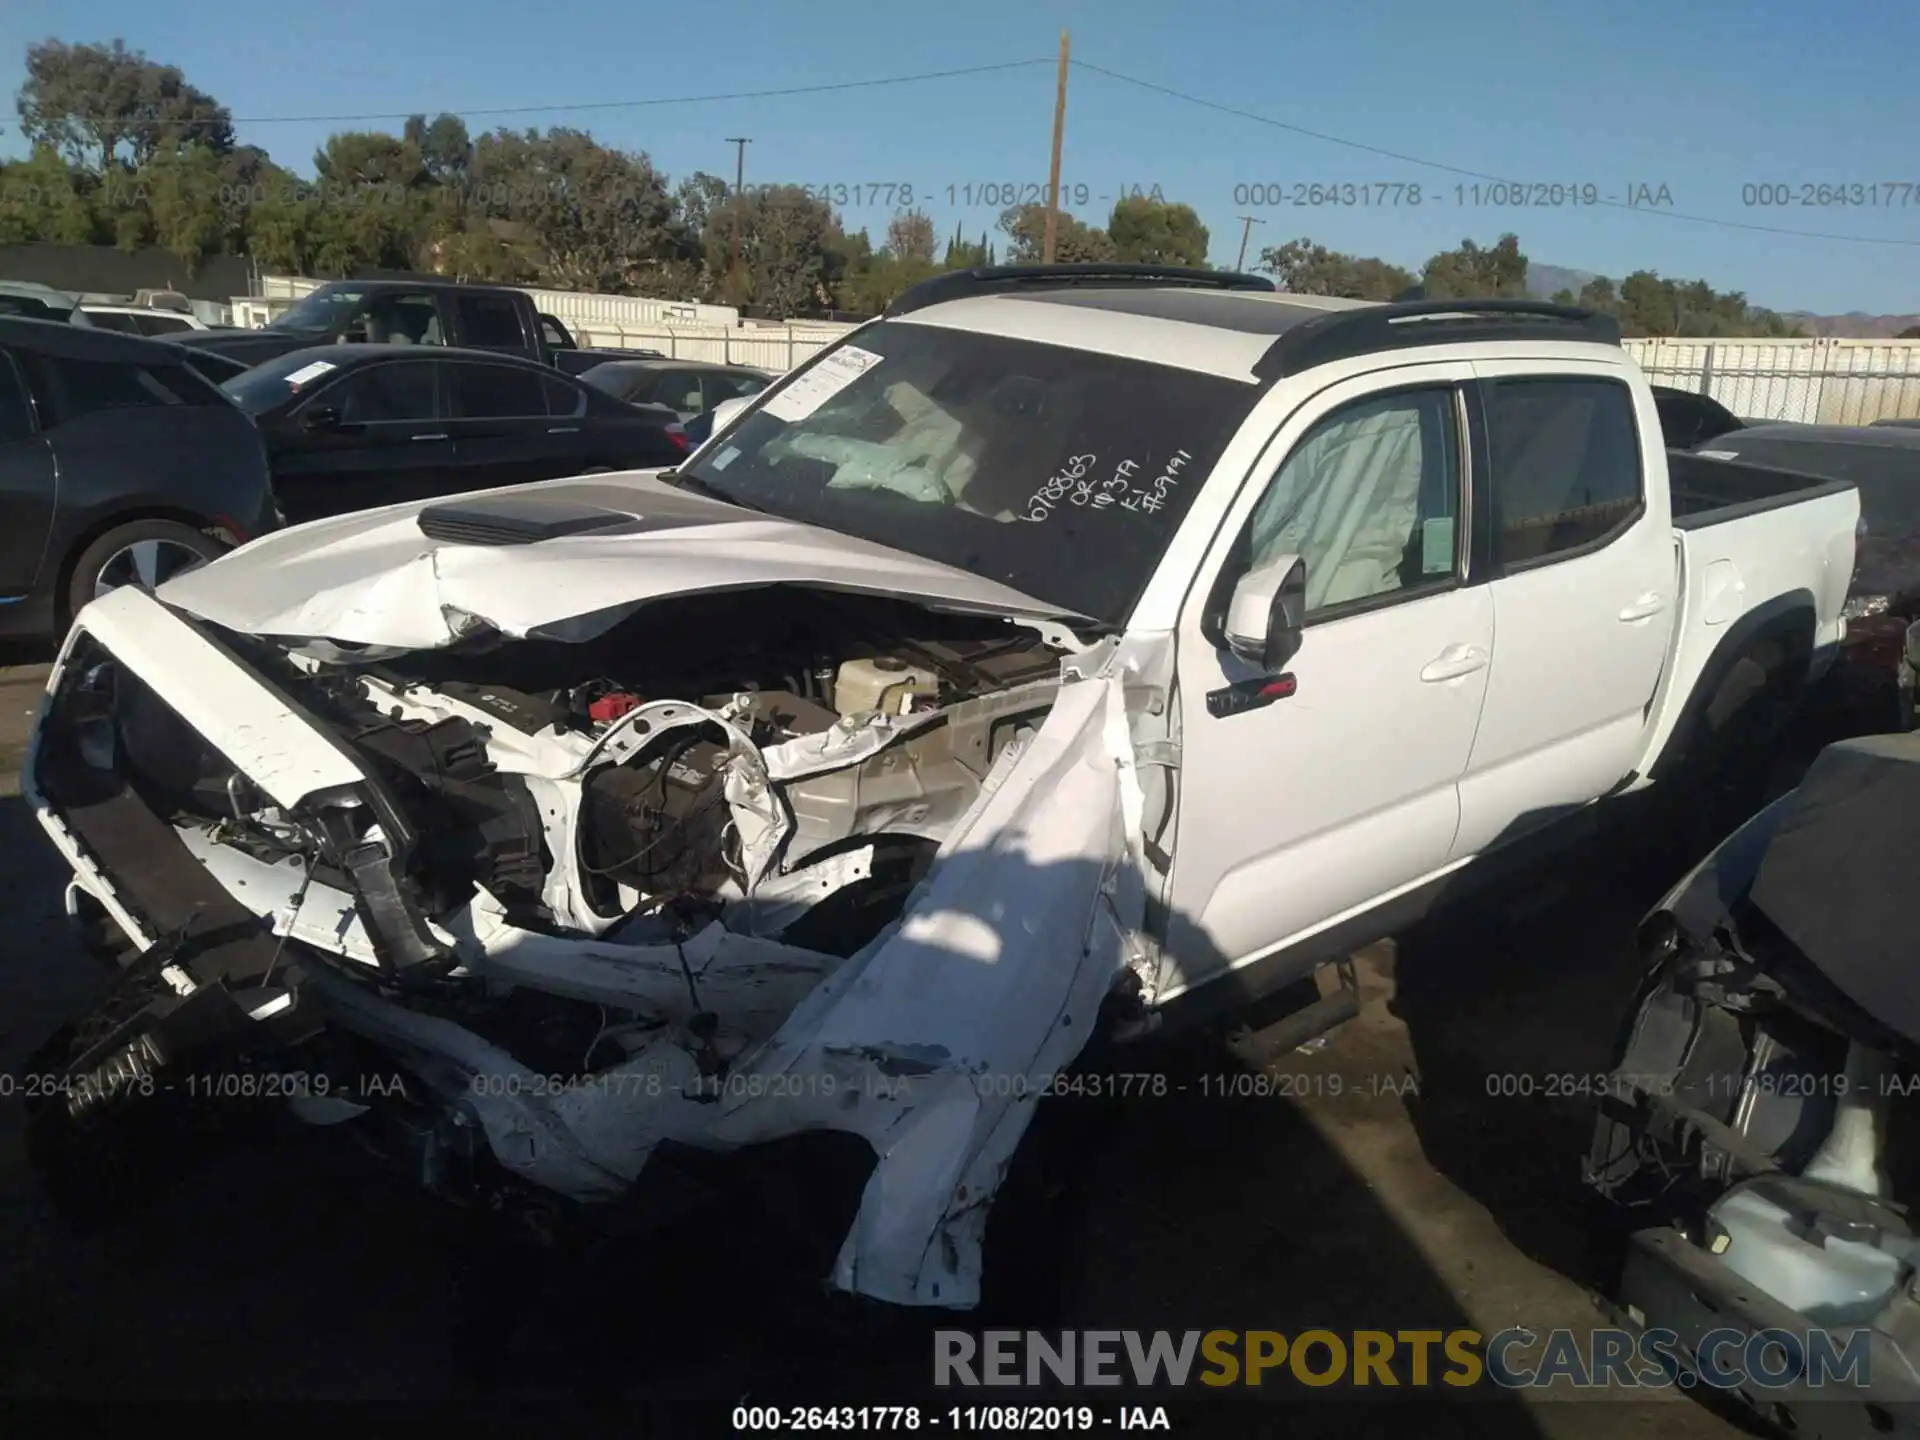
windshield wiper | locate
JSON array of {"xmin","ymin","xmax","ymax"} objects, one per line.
[{"xmin": 658, "ymin": 469, "xmax": 769, "ymax": 514}]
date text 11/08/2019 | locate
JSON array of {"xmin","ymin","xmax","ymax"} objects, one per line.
[
  {"xmin": 735, "ymin": 182, "xmax": 1167, "ymax": 210},
  {"xmin": 1231, "ymin": 182, "xmax": 1675, "ymax": 209},
  {"xmin": 731, "ymin": 1405, "xmax": 1174, "ymax": 1432}
]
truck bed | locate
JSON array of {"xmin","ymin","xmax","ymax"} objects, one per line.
[{"xmin": 1668, "ymin": 449, "xmax": 1857, "ymax": 531}]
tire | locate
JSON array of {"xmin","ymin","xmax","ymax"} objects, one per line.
[{"xmin": 64, "ymin": 518, "xmax": 226, "ymax": 625}]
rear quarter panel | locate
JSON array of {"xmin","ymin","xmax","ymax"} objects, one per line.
[{"xmin": 1633, "ymin": 482, "xmax": 1859, "ymax": 779}]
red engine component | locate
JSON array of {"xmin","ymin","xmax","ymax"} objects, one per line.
[{"xmin": 588, "ymin": 692, "xmax": 642, "ymax": 724}]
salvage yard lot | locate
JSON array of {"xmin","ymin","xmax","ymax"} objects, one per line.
[{"xmin": 0, "ymin": 654, "xmax": 1745, "ymax": 1434}]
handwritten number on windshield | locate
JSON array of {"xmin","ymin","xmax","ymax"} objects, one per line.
[
  {"xmin": 1024, "ymin": 449, "xmax": 1194, "ymax": 523},
  {"xmin": 1025, "ymin": 454, "xmax": 1097, "ymax": 522}
]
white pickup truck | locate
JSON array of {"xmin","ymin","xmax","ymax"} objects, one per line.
[{"xmin": 22, "ymin": 269, "xmax": 1859, "ymax": 1314}]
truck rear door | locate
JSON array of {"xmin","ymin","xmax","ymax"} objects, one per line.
[{"xmin": 1451, "ymin": 362, "xmax": 1675, "ymax": 858}]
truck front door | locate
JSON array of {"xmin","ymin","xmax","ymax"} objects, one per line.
[{"xmin": 1162, "ymin": 364, "xmax": 1493, "ymax": 1000}]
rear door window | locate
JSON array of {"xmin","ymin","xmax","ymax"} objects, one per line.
[
  {"xmin": 1482, "ymin": 377, "xmax": 1644, "ymax": 568},
  {"xmin": 455, "ymin": 295, "xmax": 527, "ymax": 351},
  {"xmin": 447, "ymin": 362, "xmax": 549, "ymax": 418},
  {"xmin": 543, "ymin": 374, "xmax": 588, "ymax": 418}
]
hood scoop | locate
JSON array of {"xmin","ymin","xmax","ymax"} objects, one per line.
[{"xmin": 418, "ymin": 496, "xmax": 642, "ymax": 547}]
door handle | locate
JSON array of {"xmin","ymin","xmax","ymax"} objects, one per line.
[
  {"xmin": 1420, "ymin": 645, "xmax": 1488, "ymax": 683},
  {"xmin": 547, "ymin": 425, "xmax": 581, "ymax": 434},
  {"xmin": 1618, "ymin": 592, "xmax": 1667, "ymax": 622},
  {"xmin": 411, "ymin": 432, "xmax": 449, "ymax": 442}
]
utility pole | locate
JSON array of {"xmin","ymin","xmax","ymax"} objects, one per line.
[
  {"xmin": 1234, "ymin": 215, "xmax": 1263, "ymax": 272},
  {"xmin": 1041, "ymin": 31, "xmax": 1071, "ymax": 265},
  {"xmin": 726, "ymin": 136, "xmax": 752, "ymax": 309}
]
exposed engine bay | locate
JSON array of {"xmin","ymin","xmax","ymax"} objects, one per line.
[
  {"xmin": 27, "ymin": 581, "xmax": 1165, "ymax": 1309},
  {"xmin": 1586, "ymin": 732, "xmax": 1920, "ymax": 1425}
]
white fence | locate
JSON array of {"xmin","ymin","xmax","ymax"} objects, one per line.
[
  {"xmin": 1624, "ymin": 338, "xmax": 1920, "ymax": 426},
  {"xmin": 566, "ymin": 320, "xmax": 857, "ymax": 369},
  {"xmin": 243, "ymin": 273, "xmax": 860, "ymax": 370}
]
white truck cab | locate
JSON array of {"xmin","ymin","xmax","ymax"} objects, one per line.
[{"xmin": 21, "ymin": 268, "xmax": 1860, "ymax": 1311}]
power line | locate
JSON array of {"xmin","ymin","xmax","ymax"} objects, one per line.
[
  {"xmin": 215, "ymin": 59, "xmax": 1055, "ymax": 125},
  {"xmin": 1072, "ymin": 58, "xmax": 1920, "ymax": 250}
]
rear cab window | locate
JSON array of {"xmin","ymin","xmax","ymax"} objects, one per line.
[
  {"xmin": 456, "ymin": 294, "xmax": 528, "ymax": 352},
  {"xmin": 1481, "ymin": 377, "xmax": 1644, "ymax": 569}
]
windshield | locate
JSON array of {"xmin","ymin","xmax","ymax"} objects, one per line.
[
  {"xmin": 220, "ymin": 350, "xmax": 348, "ymax": 414},
  {"xmin": 674, "ymin": 321, "xmax": 1261, "ymax": 626},
  {"xmin": 270, "ymin": 286, "xmax": 365, "ymax": 331}
]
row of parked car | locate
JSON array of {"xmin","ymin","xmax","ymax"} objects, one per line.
[{"xmin": 0, "ymin": 276, "xmax": 774, "ymax": 641}]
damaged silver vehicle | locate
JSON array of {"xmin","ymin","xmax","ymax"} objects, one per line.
[
  {"xmin": 1586, "ymin": 730, "xmax": 1920, "ymax": 1434},
  {"xmin": 22, "ymin": 268, "xmax": 1860, "ymax": 1319}
]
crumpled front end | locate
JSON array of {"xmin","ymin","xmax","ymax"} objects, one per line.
[{"xmin": 25, "ymin": 583, "xmax": 1166, "ymax": 1308}]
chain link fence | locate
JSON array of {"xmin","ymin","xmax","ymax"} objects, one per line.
[{"xmin": 1623, "ymin": 339, "xmax": 1920, "ymax": 425}]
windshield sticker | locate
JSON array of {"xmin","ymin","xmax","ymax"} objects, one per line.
[
  {"xmin": 1024, "ymin": 449, "xmax": 1193, "ymax": 523},
  {"xmin": 759, "ymin": 344, "xmax": 883, "ymax": 423},
  {"xmin": 284, "ymin": 360, "xmax": 338, "ymax": 389},
  {"xmin": 709, "ymin": 445, "xmax": 741, "ymax": 471}
]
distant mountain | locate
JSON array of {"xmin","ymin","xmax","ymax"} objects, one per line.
[
  {"xmin": 1780, "ymin": 311, "xmax": 1920, "ymax": 339},
  {"xmin": 1524, "ymin": 262, "xmax": 1920, "ymax": 338}
]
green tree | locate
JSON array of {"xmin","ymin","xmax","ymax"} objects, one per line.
[
  {"xmin": 133, "ymin": 142, "xmax": 228, "ymax": 271},
  {"xmin": 886, "ymin": 208, "xmax": 937, "ymax": 265},
  {"xmin": 1107, "ymin": 195, "xmax": 1209, "ymax": 266},
  {"xmin": 1421, "ymin": 233, "xmax": 1528, "ymax": 299},
  {"xmin": 16, "ymin": 39, "xmax": 232, "ymax": 170},
  {"xmin": 468, "ymin": 127, "xmax": 680, "ymax": 293},
  {"xmin": 0, "ymin": 144, "xmax": 100, "ymax": 243},
  {"xmin": 1256, "ymin": 238, "xmax": 1413, "ymax": 300},
  {"xmin": 998, "ymin": 204, "xmax": 1114, "ymax": 263},
  {"xmin": 1550, "ymin": 288, "xmax": 1575, "ymax": 305},
  {"xmin": 703, "ymin": 184, "xmax": 845, "ymax": 315}
]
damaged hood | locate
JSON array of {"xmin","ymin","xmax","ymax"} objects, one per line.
[{"xmin": 154, "ymin": 471, "xmax": 1094, "ymax": 649}]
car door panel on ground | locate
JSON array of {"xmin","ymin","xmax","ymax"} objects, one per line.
[
  {"xmin": 0, "ymin": 349, "xmax": 56, "ymax": 596},
  {"xmin": 1164, "ymin": 365, "xmax": 1494, "ymax": 992},
  {"xmin": 1449, "ymin": 363, "xmax": 1676, "ymax": 859},
  {"xmin": 443, "ymin": 361, "xmax": 590, "ymax": 490},
  {"xmin": 270, "ymin": 360, "xmax": 451, "ymax": 523}
]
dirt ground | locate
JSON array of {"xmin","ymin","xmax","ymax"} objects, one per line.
[{"xmin": 0, "ymin": 649, "xmax": 1785, "ymax": 1435}]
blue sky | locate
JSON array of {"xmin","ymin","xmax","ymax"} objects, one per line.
[{"xmin": 3, "ymin": 0, "xmax": 1917, "ymax": 314}]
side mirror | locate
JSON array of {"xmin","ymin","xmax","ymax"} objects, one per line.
[
  {"xmin": 302, "ymin": 405, "xmax": 343, "ymax": 432},
  {"xmin": 1224, "ymin": 554, "xmax": 1307, "ymax": 672},
  {"xmin": 708, "ymin": 394, "xmax": 751, "ymax": 436}
]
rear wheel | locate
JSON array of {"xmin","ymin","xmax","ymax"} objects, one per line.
[{"xmin": 64, "ymin": 518, "xmax": 225, "ymax": 624}]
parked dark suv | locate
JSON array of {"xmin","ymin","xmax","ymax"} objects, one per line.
[
  {"xmin": 221, "ymin": 345, "xmax": 684, "ymax": 523},
  {"xmin": 0, "ymin": 318, "xmax": 279, "ymax": 639}
]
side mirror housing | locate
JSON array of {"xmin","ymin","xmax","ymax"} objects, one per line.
[
  {"xmin": 1224, "ymin": 554, "xmax": 1307, "ymax": 672},
  {"xmin": 708, "ymin": 394, "xmax": 751, "ymax": 436}
]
